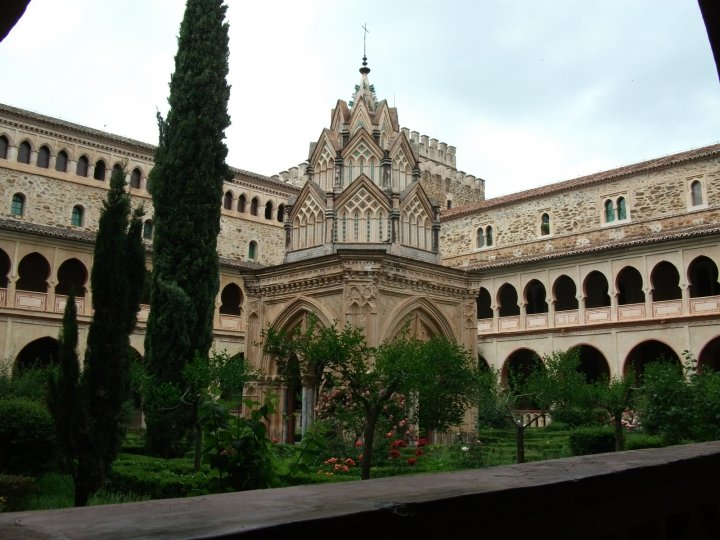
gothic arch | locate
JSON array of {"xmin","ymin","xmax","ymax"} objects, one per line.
[
  {"xmin": 381, "ymin": 296, "xmax": 457, "ymax": 343},
  {"xmin": 269, "ymin": 296, "xmax": 335, "ymax": 334}
]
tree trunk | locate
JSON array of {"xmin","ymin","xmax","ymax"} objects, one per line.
[
  {"xmin": 613, "ymin": 416, "xmax": 625, "ymax": 452},
  {"xmin": 361, "ymin": 408, "xmax": 379, "ymax": 480},
  {"xmin": 515, "ymin": 421, "xmax": 525, "ymax": 464},
  {"xmin": 193, "ymin": 420, "xmax": 202, "ymax": 472}
]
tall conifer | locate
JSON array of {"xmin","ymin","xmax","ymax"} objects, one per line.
[
  {"xmin": 144, "ymin": 0, "xmax": 231, "ymax": 456},
  {"xmin": 74, "ymin": 166, "xmax": 145, "ymax": 506}
]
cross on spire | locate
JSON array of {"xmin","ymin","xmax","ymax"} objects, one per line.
[{"xmin": 362, "ymin": 23, "xmax": 369, "ymax": 59}]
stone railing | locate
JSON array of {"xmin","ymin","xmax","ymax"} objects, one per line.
[
  {"xmin": 479, "ymin": 295, "xmax": 720, "ymax": 335},
  {"xmin": 2, "ymin": 442, "xmax": 718, "ymax": 539}
]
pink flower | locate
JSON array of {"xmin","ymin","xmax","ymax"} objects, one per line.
[
  {"xmin": 355, "ymin": 440, "xmax": 363, "ymax": 447},
  {"xmin": 344, "ymin": 458, "xmax": 356, "ymax": 466}
]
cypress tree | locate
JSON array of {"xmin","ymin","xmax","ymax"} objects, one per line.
[
  {"xmin": 47, "ymin": 294, "xmax": 83, "ymax": 484},
  {"xmin": 144, "ymin": 0, "xmax": 231, "ymax": 456},
  {"xmin": 75, "ymin": 165, "xmax": 145, "ymax": 506}
]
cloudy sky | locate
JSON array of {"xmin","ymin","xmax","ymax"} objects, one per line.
[{"xmin": 1, "ymin": 1, "xmax": 718, "ymax": 198}]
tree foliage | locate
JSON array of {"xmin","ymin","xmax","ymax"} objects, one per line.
[
  {"xmin": 47, "ymin": 166, "xmax": 145, "ymax": 506},
  {"xmin": 144, "ymin": 0, "xmax": 231, "ymax": 457},
  {"xmin": 477, "ymin": 349, "xmax": 588, "ymax": 463},
  {"xmin": 264, "ymin": 317, "xmax": 479, "ymax": 479}
]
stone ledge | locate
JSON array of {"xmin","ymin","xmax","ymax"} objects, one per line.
[{"xmin": 1, "ymin": 441, "xmax": 719, "ymax": 539}]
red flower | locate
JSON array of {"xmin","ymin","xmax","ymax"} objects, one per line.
[
  {"xmin": 389, "ymin": 449, "xmax": 401, "ymax": 458},
  {"xmin": 415, "ymin": 449, "xmax": 424, "ymax": 456},
  {"xmin": 344, "ymin": 458, "xmax": 356, "ymax": 466},
  {"xmin": 417, "ymin": 438, "xmax": 429, "ymax": 447},
  {"xmin": 407, "ymin": 457, "xmax": 417, "ymax": 466},
  {"xmin": 355, "ymin": 440, "xmax": 363, "ymax": 447}
]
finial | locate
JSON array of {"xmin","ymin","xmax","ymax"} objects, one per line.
[{"xmin": 360, "ymin": 23, "xmax": 370, "ymax": 74}]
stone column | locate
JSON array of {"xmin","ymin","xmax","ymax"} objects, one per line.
[
  {"xmin": 578, "ymin": 294, "xmax": 586, "ymax": 325},
  {"xmin": 334, "ymin": 153, "xmax": 343, "ymax": 192},
  {"xmin": 680, "ymin": 282, "xmax": 690, "ymax": 316},
  {"xmin": 644, "ymin": 286, "xmax": 654, "ymax": 319},
  {"xmin": 492, "ymin": 301, "xmax": 499, "ymax": 334},
  {"xmin": 520, "ymin": 301, "xmax": 527, "ymax": 331},
  {"xmin": 382, "ymin": 152, "xmax": 391, "ymax": 189},
  {"xmin": 610, "ymin": 291, "xmax": 618, "ymax": 322},
  {"xmin": 7, "ymin": 145, "xmax": 18, "ymax": 161},
  {"xmin": 47, "ymin": 277, "xmax": 58, "ymax": 314},
  {"xmin": 6, "ymin": 276, "xmax": 18, "ymax": 309},
  {"xmin": 548, "ymin": 299, "xmax": 556, "ymax": 328}
]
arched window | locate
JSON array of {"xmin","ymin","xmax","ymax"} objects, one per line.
[
  {"xmin": 17, "ymin": 252, "xmax": 50, "ymax": 293},
  {"xmin": 55, "ymin": 151, "xmax": 68, "ymax": 172},
  {"xmin": 691, "ymin": 180, "xmax": 704, "ymax": 207},
  {"xmin": 553, "ymin": 275, "xmax": 578, "ymax": 311},
  {"xmin": 379, "ymin": 211, "xmax": 384, "ymax": 241},
  {"xmin": 497, "ymin": 283, "xmax": 520, "ymax": 317},
  {"xmin": 71, "ymin": 205, "xmax": 84, "ymax": 226},
  {"xmin": 17, "ymin": 141, "xmax": 31, "ymax": 164},
  {"xmin": 277, "ymin": 204, "xmax": 285, "ymax": 222},
  {"xmin": 617, "ymin": 197, "xmax": 627, "ymax": 220},
  {"xmin": 223, "ymin": 191, "xmax": 233, "ymax": 210},
  {"xmin": 476, "ymin": 227, "xmax": 485, "ymax": 249},
  {"xmin": 525, "ymin": 280, "xmax": 548, "ymax": 314},
  {"xmin": 354, "ymin": 212, "xmax": 359, "ymax": 240},
  {"xmin": 55, "ymin": 258, "xmax": 88, "ymax": 297},
  {"xmin": 250, "ymin": 197, "xmax": 259, "ymax": 216},
  {"xmin": 366, "ymin": 210, "xmax": 372, "ymax": 241},
  {"xmin": 94, "ymin": 160, "xmax": 106, "ymax": 181},
  {"xmin": 476, "ymin": 288, "xmax": 493, "ymax": 319},
  {"xmin": 616, "ymin": 266, "xmax": 644, "ymax": 305},
  {"xmin": 130, "ymin": 168, "xmax": 142, "ymax": 189},
  {"xmin": 76, "ymin": 156, "xmax": 89, "ymax": 177},
  {"xmin": 238, "ymin": 194, "xmax": 247, "ymax": 213},
  {"xmin": 486, "ymin": 226, "xmax": 494, "ymax": 247},
  {"xmin": 604, "ymin": 199, "xmax": 615, "ymax": 223},
  {"xmin": 264, "ymin": 201, "xmax": 273, "ymax": 220},
  {"xmin": 0, "ymin": 135, "xmax": 8, "ymax": 159},
  {"xmin": 143, "ymin": 220, "xmax": 154, "ymax": 240},
  {"xmin": 37, "ymin": 145, "xmax": 50, "ymax": 168},
  {"xmin": 688, "ymin": 256, "xmax": 720, "ymax": 298},
  {"xmin": 540, "ymin": 213, "xmax": 550, "ymax": 236},
  {"xmin": 11, "ymin": 193, "xmax": 25, "ymax": 216},
  {"xmin": 584, "ymin": 271, "xmax": 610, "ymax": 308},
  {"xmin": 0, "ymin": 248, "xmax": 10, "ymax": 288},
  {"xmin": 248, "ymin": 241, "xmax": 258, "ymax": 260},
  {"xmin": 651, "ymin": 261, "xmax": 681, "ymax": 301},
  {"xmin": 219, "ymin": 283, "xmax": 243, "ymax": 315}
]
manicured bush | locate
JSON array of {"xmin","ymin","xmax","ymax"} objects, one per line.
[
  {"xmin": 0, "ymin": 474, "xmax": 37, "ymax": 511},
  {"xmin": 625, "ymin": 434, "xmax": 665, "ymax": 451},
  {"xmin": 0, "ymin": 399, "xmax": 57, "ymax": 476},
  {"xmin": 105, "ymin": 454, "xmax": 210, "ymax": 499},
  {"xmin": 568, "ymin": 427, "xmax": 615, "ymax": 456}
]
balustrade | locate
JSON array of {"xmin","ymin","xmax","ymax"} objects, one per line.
[{"xmin": 478, "ymin": 295, "xmax": 720, "ymax": 335}]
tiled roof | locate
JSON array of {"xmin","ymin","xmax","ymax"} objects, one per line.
[
  {"xmin": 463, "ymin": 224, "xmax": 720, "ymax": 272},
  {"xmin": 443, "ymin": 143, "xmax": 720, "ymax": 220},
  {"xmin": 0, "ymin": 103, "xmax": 300, "ymax": 192},
  {"xmin": 0, "ymin": 218, "xmax": 267, "ymax": 270}
]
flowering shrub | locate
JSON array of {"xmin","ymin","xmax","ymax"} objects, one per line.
[
  {"xmin": 317, "ymin": 456, "xmax": 358, "ymax": 476},
  {"xmin": 620, "ymin": 410, "xmax": 640, "ymax": 431}
]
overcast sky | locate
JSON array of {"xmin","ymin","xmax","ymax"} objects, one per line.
[{"xmin": 1, "ymin": 1, "xmax": 718, "ymax": 198}]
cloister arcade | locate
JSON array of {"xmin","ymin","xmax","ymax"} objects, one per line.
[{"xmin": 0, "ymin": 245, "xmax": 247, "ymax": 368}]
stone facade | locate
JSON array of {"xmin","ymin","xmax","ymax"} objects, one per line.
[{"xmin": 0, "ymin": 62, "xmax": 718, "ymax": 442}]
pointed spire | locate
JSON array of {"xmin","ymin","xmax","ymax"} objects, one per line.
[{"xmin": 350, "ymin": 23, "xmax": 377, "ymax": 110}]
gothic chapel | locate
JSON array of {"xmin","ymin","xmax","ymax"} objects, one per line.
[{"xmin": 241, "ymin": 57, "xmax": 481, "ymax": 441}]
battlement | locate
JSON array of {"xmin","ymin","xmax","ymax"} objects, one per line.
[
  {"xmin": 271, "ymin": 162, "xmax": 308, "ymax": 187},
  {"xmin": 402, "ymin": 127, "xmax": 456, "ymax": 168}
]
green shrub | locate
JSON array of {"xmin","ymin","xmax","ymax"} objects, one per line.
[
  {"xmin": 0, "ymin": 474, "xmax": 37, "ymax": 512},
  {"xmin": 568, "ymin": 427, "xmax": 615, "ymax": 456},
  {"xmin": 105, "ymin": 454, "xmax": 210, "ymax": 499},
  {"xmin": 625, "ymin": 434, "xmax": 665, "ymax": 450},
  {"xmin": 0, "ymin": 364, "xmax": 53, "ymax": 403},
  {"xmin": 0, "ymin": 399, "xmax": 57, "ymax": 476}
]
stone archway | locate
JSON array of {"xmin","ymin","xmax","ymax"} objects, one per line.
[
  {"xmin": 624, "ymin": 340, "xmax": 681, "ymax": 378},
  {"xmin": 698, "ymin": 336, "xmax": 720, "ymax": 373},
  {"xmin": 15, "ymin": 336, "xmax": 59, "ymax": 371},
  {"xmin": 265, "ymin": 298, "xmax": 335, "ymax": 443},
  {"xmin": 569, "ymin": 344, "xmax": 611, "ymax": 382}
]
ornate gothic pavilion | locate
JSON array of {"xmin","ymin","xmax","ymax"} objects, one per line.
[{"xmin": 1, "ymin": 58, "xmax": 719, "ymax": 441}]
